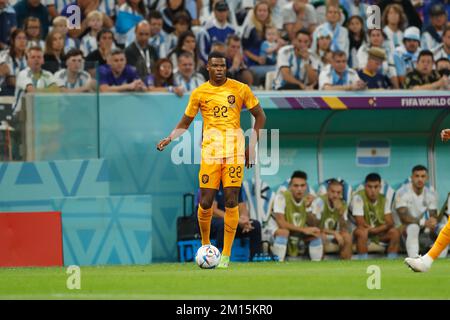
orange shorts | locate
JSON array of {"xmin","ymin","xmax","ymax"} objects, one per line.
[{"xmin": 199, "ymin": 156, "xmax": 244, "ymax": 190}]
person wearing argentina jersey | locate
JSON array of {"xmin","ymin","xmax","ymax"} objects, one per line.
[
  {"xmin": 394, "ymin": 165, "xmax": 447, "ymax": 260},
  {"xmin": 54, "ymin": 48, "xmax": 94, "ymax": 92},
  {"xmin": 351, "ymin": 173, "xmax": 401, "ymax": 260},
  {"xmin": 393, "ymin": 26, "xmax": 421, "ymax": 87},
  {"xmin": 271, "ymin": 171, "xmax": 322, "ymax": 262},
  {"xmin": 432, "ymin": 25, "xmax": 450, "ymax": 62},
  {"xmin": 311, "ymin": 4, "xmax": 349, "ymax": 58},
  {"xmin": 421, "ymin": 4, "xmax": 447, "ymax": 52},
  {"xmin": 311, "ymin": 179, "xmax": 352, "ymax": 260},
  {"xmin": 0, "ymin": 29, "xmax": 27, "ymax": 96},
  {"xmin": 405, "ymin": 133, "xmax": 450, "ymax": 272},
  {"xmin": 273, "ymin": 30, "xmax": 319, "ymax": 90},
  {"xmin": 319, "ymin": 50, "xmax": 365, "ymax": 90},
  {"xmin": 14, "ymin": 46, "xmax": 58, "ymax": 115},
  {"xmin": 173, "ymin": 51, "xmax": 204, "ymax": 93}
]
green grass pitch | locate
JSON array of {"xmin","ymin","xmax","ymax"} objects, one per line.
[{"xmin": 1, "ymin": 259, "xmax": 449, "ymax": 299}]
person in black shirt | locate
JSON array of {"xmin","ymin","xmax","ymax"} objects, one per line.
[
  {"xmin": 85, "ymin": 29, "xmax": 115, "ymax": 76},
  {"xmin": 404, "ymin": 50, "xmax": 448, "ymax": 90}
]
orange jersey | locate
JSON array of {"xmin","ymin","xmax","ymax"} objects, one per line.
[{"xmin": 184, "ymin": 78, "xmax": 259, "ymax": 159}]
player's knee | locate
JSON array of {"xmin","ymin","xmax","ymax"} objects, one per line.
[
  {"xmin": 224, "ymin": 198, "xmax": 238, "ymax": 208},
  {"xmin": 199, "ymin": 198, "xmax": 213, "ymax": 210},
  {"xmin": 276, "ymin": 228, "xmax": 290, "ymax": 238},
  {"xmin": 388, "ymin": 227, "xmax": 401, "ymax": 240}
]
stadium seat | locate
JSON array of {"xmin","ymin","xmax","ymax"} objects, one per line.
[{"xmin": 264, "ymin": 70, "xmax": 277, "ymax": 90}]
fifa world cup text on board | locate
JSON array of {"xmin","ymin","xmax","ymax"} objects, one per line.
[{"xmin": 401, "ymin": 98, "xmax": 450, "ymax": 107}]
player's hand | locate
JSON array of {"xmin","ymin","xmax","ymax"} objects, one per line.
[
  {"xmin": 334, "ymin": 232, "xmax": 344, "ymax": 247},
  {"xmin": 305, "ymin": 227, "xmax": 321, "ymax": 237},
  {"xmin": 425, "ymin": 217, "xmax": 437, "ymax": 231},
  {"xmin": 156, "ymin": 137, "xmax": 171, "ymax": 151},
  {"xmin": 245, "ymin": 147, "xmax": 255, "ymax": 169},
  {"xmin": 305, "ymin": 194, "xmax": 315, "ymax": 208},
  {"xmin": 441, "ymin": 129, "xmax": 450, "ymax": 142}
]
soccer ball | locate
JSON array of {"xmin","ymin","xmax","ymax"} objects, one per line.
[{"xmin": 195, "ymin": 244, "xmax": 221, "ymax": 269}]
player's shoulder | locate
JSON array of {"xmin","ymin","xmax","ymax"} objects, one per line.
[{"xmin": 191, "ymin": 81, "xmax": 211, "ymax": 94}]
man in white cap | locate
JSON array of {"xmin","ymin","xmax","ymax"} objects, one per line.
[{"xmin": 393, "ymin": 26, "xmax": 422, "ymax": 86}]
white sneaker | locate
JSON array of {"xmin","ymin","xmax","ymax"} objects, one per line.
[{"xmin": 404, "ymin": 255, "xmax": 430, "ymax": 272}]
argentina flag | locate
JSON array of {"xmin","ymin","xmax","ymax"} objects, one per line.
[{"xmin": 356, "ymin": 140, "xmax": 390, "ymax": 167}]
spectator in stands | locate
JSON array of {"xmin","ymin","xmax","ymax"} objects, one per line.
[
  {"xmin": 146, "ymin": 58, "xmax": 184, "ymax": 96},
  {"xmin": 312, "ymin": 28, "xmax": 333, "ymax": 75},
  {"xmin": 351, "ymin": 173, "xmax": 400, "ymax": 260},
  {"xmin": 259, "ymin": 26, "xmax": 285, "ymax": 67},
  {"xmin": 0, "ymin": 0, "xmax": 17, "ymax": 51},
  {"xmin": 98, "ymin": 48, "xmax": 146, "ymax": 92},
  {"xmin": 43, "ymin": 30, "xmax": 66, "ymax": 73},
  {"xmin": 311, "ymin": 179, "xmax": 352, "ymax": 260},
  {"xmin": 270, "ymin": 170, "xmax": 322, "ymax": 261},
  {"xmin": 319, "ymin": 50, "xmax": 366, "ymax": 90},
  {"xmin": 161, "ymin": 0, "xmax": 192, "ymax": 34},
  {"xmin": 432, "ymin": 25, "xmax": 450, "ymax": 62},
  {"xmin": 421, "ymin": 3, "xmax": 448, "ymax": 51},
  {"xmin": 54, "ymin": 48, "xmax": 95, "ymax": 92},
  {"xmin": 174, "ymin": 51, "xmax": 204, "ymax": 92},
  {"xmin": 382, "ymin": 4, "xmax": 405, "ymax": 51},
  {"xmin": 80, "ymin": 11, "xmax": 104, "ymax": 57},
  {"xmin": 357, "ymin": 47, "xmax": 392, "ymax": 89},
  {"xmin": 340, "ymin": 0, "xmax": 368, "ymax": 22},
  {"xmin": 393, "ymin": 26, "xmax": 422, "ymax": 87},
  {"xmin": 115, "ymin": 0, "xmax": 147, "ymax": 47},
  {"xmin": 312, "ymin": 3, "xmax": 349, "ymax": 56},
  {"xmin": 125, "ymin": 20, "xmax": 159, "ymax": 80},
  {"xmin": 225, "ymin": 34, "xmax": 254, "ymax": 87},
  {"xmin": 165, "ymin": 11, "xmax": 191, "ymax": 57},
  {"xmin": 60, "ymin": 0, "xmax": 115, "ymax": 39},
  {"xmin": 273, "ymin": 30, "xmax": 319, "ymax": 90},
  {"xmin": 210, "ymin": 185, "xmax": 263, "ymax": 261},
  {"xmin": 379, "ymin": 0, "xmax": 422, "ymax": 30},
  {"xmin": 14, "ymin": 46, "xmax": 58, "ymax": 114},
  {"xmin": 404, "ymin": 50, "xmax": 449, "ymax": 90},
  {"xmin": 242, "ymin": 0, "xmax": 275, "ymax": 85},
  {"xmin": 282, "ymin": 0, "xmax": 317, "ymax": 41},
  {"xmin": 52, "ymin": 16, "xmax": 78, "ymax": 53},
  {"xmin": 0, "ymin": 29, "xmax": 27, "ymax": 96},
  {"xmin": 436, "ymin": 57, "xmax": 450, "ymax": 78},
  {"xmin": 347, "ymin": 15, "xmax": 366, "ymax": 69},
  {"xmin": 357, "ymin": 29, "xmax": 398, "ymax": 88},
  {"xmin": 24, "ymin": 17, "xmax": 45, "ymax": 50},
  {"xmin": 198, "ymin": 0, "xmax": 235, "ymax": 64},
  {"xmin": 394, "ymin": 165, "xmax": 447, "ymax": 258},
  {"xmin": 14, "ymin": 0, "xmax": 50, "ymax": 37},
  {"xmin": 85, "ymin": 29, "xmax": 115, "ymax": 76},
  {"xmin": 46, "ymin": 0, "xmax": 73, "ymax": 19},
  {"xmin": 168, "ymin": 30, "xmax": 201, "ymax": 72},
  {"xmin": 147, "ymin": 10, "xmax": 167, "ymax": 58}
]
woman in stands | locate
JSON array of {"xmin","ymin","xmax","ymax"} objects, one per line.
[
  {"xmin": 43, "ymin": 30, "xmax": 66, "ymax": 74},
  {"xmin": 0, "ymin": 29, "xmax": 27, "ymax": 96},
  {"xmin": 168, "ymin": 30, "xmax": 201, "ymax": 72},
  {"xmin": 146, "ymin": 58, "xmax": 184, "ymax": 96}
]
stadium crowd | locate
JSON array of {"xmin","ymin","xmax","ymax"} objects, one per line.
[{"xmin": 0, "ymin": 0, "xmax": 450, "ymax": 109}]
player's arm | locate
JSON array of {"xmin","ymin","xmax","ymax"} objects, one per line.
[
  {"xmin": 441, "ymin": 129, "xmax": 450, "ymax": 142},
  {"xmin": 275, "ymin": 212, "xmax": 320, "ymax": 236},
  {"xmin": 355, "ymin": 216, "xmax": 370, "ymax": 229},
  {"xmin": 397, "ymin": 207, "xmax": 419, "ymax": 225},
  {"xmin": 368, "ymin": 214, "xmax": 394, "ymax": 236},
  {"xmin": 156, "ymin": 114, "xmax": 194, "ymax": 151},
  {"xmin": 246, "ymin": 104, "xmax": 266, "ymax": 168}
]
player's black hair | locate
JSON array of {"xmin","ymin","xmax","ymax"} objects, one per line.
[
  {"xmin": 412, "ymin": 165, "xmax": 428, "ymax": 173},
  {"xmin": 208, "ymin": 51, "xmax": 226, "ymax": 62},
  {"xmin": 365, "ymin": 173, "xmax": 381, "ymax": 183},
  {"xmin": 417, "ymin": 50, "xmax": 434, "ymax": 62},
  {"xmin": 290, "ymin": 171, "xmax": 308, "ymax": 182},
  {"xmin": 327, "ymin": 178, "xmax": 343, "ymax": 189}
]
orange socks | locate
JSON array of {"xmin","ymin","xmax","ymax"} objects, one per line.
[
  {"xmin": 197, "ymin": 205, "xmax": 213, "ymax": 246},
  {"xmin": 428, "ymin": 220, "xmax": 450, "ymax": 260},
  {"xmin": 222, "ymin": 206, "xmax": 239, "ymax": 257}
]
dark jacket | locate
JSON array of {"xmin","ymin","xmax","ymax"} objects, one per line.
[{"xmin": 124, "ymin": 41, "xmax": 159, "ymax": 79}]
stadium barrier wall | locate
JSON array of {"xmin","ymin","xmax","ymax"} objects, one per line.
[
  {"xmin": 0, "ymin": 160, "xmax": 152, "ymax": 266},
  {"xmin": 15, "ymin": 91, "xmax": 450, "ymax": 262}
]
